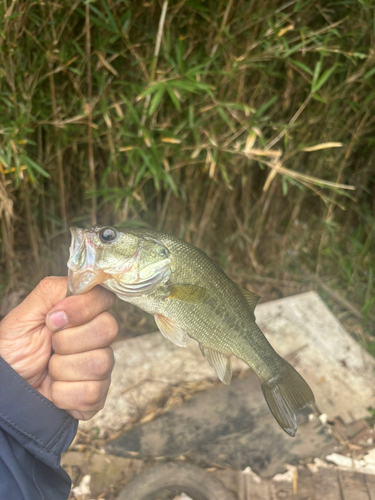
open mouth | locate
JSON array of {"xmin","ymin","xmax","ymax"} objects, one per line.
[{"xmin": 67, "ymin": 227, "xmax": 108, "ymax": 295}]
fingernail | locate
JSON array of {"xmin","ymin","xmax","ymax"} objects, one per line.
[{"xmin": 47, "ymin": 311, "xmax": 68, "ymax": 330}]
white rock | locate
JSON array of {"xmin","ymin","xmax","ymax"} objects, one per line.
[
  {"xmin": 242, "ymin": 466, "xmax": 262, "ymax": 483},
  {"xmin": 319, "ymin": 413, "xmax": 328, "ymax": 424},
  {"xmin": 272, "ymin": 466, "xmax": 297, "ymax": 483},
  {"xmin": 79, "ymin": 291, "xmax": 375, "ymax": 437},
  {"xmin": 71, "ymin": 475, "xmax": 91, "ymax": 500}
]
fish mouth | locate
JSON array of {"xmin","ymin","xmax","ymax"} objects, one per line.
[
  {"xmin": 67, "ymin": 227, "xmax": 108, "ymax": 295},
  {"xmin": 67, "ymin": 268, "xmax": 108, "ymax": 296},
  {"xmin": 68, "ymin": 227, "xmax": 95, "ymax": 271}
]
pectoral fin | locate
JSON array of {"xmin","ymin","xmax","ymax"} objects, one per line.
[
  {"xmin": 200, "ymin": 345, "xmax": 232, "ymax": 385},
  {"xmin": 154, "ymin": 314, "xmax": 187, "ymax": 347},
  {"xmin": 167, "ymin": 284, "xmax": 209, "ymax": 304}
]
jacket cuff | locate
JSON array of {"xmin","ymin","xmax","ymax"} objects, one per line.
[{"xmin": 0, "ymin": 356, "xmax": 78, "ymax": 469}]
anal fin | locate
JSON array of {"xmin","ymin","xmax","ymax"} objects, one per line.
[
  {"xmin": 200, "ymin": 345, "xmax": 232, "ymax": 385},
  {"xmin": 155, "ymin": 314, "xmax": 187, "ymax": 347}
]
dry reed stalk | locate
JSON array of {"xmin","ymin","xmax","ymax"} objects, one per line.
[
  {"xmin": 263, "ymin": 159, "xmax": 355, "ymax": 192},
  {"xmin": 37, "ymin": 127, "xmax": 48, "ymax": 241},
  {"xmin": 249, "ymin": 182, "xmax": 278, "ymax": 272},
  {"xmin": 207, "ymin": 0, "xmax": 234, "ymax": 62},
  {"xmin": 40, "ymin": 0, "xmax": 68, "ymax": 230},
  {"xmin": 315, "ymin": 110, "xmax": 370, "ymax": 280},
  {"xmin": 138, "ymin": 0, "xmax": 168, "ymax": 135},
  {"xmin": 157, "ymin": 188, "xmax": 172, "ymax": 231},
  {"xmin": 265, "ymin": 92, "xmax": 312, "ymax": 151},
  {"xmin": 54, "ymin": 132, "xmax": 68, "ymax": 229},
  {"xmin": 86, "ymin": 1, "xmax": 96, "ymax": 225},
  {"xmin": 21, "ymin": 178, "xmax": 41, "ymax": 269},
  {"xmin": 121, "ymin": 171, "xmax": 134, "ymax": 222},
  {"xmin": 0, "ymin": 176, "xmax": 16, "ymax": 285},
  {"xmin": 195, "ymin": 185, "xmax": 223, "ymax": 248}
]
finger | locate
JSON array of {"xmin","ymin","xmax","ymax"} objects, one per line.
[
  {"xmin": 51, "ymin": 379, "xmax": 111, "ymax": 419},
  {"xmin": 1, "ymin": 277, "xmax": 69, "ymax": 331},
  {"xmin": 52, "ymin": 312, "xmax": 118, "ymax": 355},
  {"xmin": 46, "ymin": 285, "xmax": 115, "ymax": 332},
  {"xmin": 49, "ymin": 347, "xmax": 114, "ymax": 382},
  {"xmin": 32, "ymin": 277, "xmax": 69, "ymax": 313}
]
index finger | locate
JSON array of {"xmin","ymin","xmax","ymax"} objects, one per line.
[{"xmin": 46, "ymin": 285, "xmax": 115, "ymax": 331}]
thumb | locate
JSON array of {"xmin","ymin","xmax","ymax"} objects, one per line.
[{"xmin": 1, "ymin": 277, "xmax": 68, "ymax": 334}]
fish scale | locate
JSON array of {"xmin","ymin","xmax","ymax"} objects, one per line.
[{"xmin": 67, "ymin": 226, "xmax": 315, "ymax": 436}]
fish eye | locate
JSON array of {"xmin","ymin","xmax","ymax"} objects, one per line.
[
  {"xmin": 159, "ymin": 247, "xmax": 168, "ymax": 257},
  {"xmin": 99, "ymin": 227, "xmax": 118, "ymax": 243}
]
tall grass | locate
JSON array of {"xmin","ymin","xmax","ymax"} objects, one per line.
[{"xmin": 0, "ymin": 0, "xmax": 374, "ymax": 334}]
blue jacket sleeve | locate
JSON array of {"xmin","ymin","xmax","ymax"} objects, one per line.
[{"xmin": 0, "ymin": 356, "xmax": 78, "ymax": 500}]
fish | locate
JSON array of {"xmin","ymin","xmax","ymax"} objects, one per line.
[{"xmin": 67, "ymin": 226, "xmax": 315, "ymax": 436}]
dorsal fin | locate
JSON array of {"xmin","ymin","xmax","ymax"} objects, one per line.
[{"xmin": 237, "ymin": 285, "xmax": 261, "ymax": 312}]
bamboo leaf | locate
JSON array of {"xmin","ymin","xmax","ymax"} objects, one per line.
[
  {"xmin": 311, "ymin": 92, "xmax": 327, "ymax": 103},
  {"xmin": 166, "ymin": 87, "xmax": 181, "ymax": 111},
  {"xmin": 217, "ymin": 106, "xmax": 235, "ymax": 132},
  {"xmin": 289, "ymin": 59, "xmax": 313, "ymax": 76},
  {"xmin": 148, "ymin": 87, "xmax": 165, "ymax": 116},
  {"xmin": 311, "ymin": 58, "xmax": 323, "ymax": 91},
  {"xmin": 256, "ymin": 95, "xmax": 278, "ymax": 116},
  {"xmin": 312, "ymin": 64, "xmax": 338, "ymax": 93},
  {"xmin": 22, "ymin": 155, "xmax": 50, "ymax": 179}
]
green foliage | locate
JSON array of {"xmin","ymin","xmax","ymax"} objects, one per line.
[{"xmin": 0, "ymin": 0, "xmax": 374, "ymax": 339}]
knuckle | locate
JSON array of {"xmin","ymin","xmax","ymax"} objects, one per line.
[
  {"xmin": 95, "ymin": 398, "xmax": 106, "ymax": 412},
  {"xmin": 102, "ymin": 347, "xmax": 115, "ymax": 376},
  {"xmin": 50, "ymin": 381, "xmax": 64, "ymax": 408},
  {"xmin": 99, "ymin": 312, "xmax": 118, "ymax": 339},
  {"xmin": 84, "ymin": 382, "xmax": 102, "ymax": 405},
  {"xmin": 88, "ymin": 348, "xmax": 114, "ymax": 378},
  {"xmin": 66, "ymin": 292, "xmax": 91, "ymax": 319},
  {"xmin": 71, "ymin": 293, "xmax": 89, "ymax": 313},
  {"xmin": 38, "ymin": 277, "xmax": 58, "ymax": 296}
]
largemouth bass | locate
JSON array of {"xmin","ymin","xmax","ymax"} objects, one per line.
[{"xmin": 67, "ymin": 226, "xmax": 314, "ymax": 436}]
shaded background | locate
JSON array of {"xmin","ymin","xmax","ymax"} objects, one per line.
[{"xmin": 0, "ymin": 0, "xmax": 374, "ymax": 345}]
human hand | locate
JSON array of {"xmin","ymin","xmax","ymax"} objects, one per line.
[{"xmin": 0, "ymin": 277, "xmax": 118, "ymax": 420}]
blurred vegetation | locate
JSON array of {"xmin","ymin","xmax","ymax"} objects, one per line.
[{"xmin": 0, "ymin": 0, "xmax": 374, "ymax": 341}]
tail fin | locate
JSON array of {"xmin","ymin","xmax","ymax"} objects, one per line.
[{"xmin": 260, "ymin": 361, "xmax": 314, "ymax": 437}]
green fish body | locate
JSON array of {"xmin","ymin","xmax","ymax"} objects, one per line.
[{"xmin": 67, "ymin": 226, "xmax": 314, "ymax": 436}]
